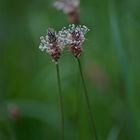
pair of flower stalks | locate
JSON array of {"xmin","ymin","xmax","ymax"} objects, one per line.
[{"xmin": 39, "ymin": 24, "xmax": 98, "ymax": 140}]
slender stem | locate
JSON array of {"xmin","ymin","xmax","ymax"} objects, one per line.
[
  {"xmin": 56, "ymin": 63, "xmax": 64, "ymax": 140},
  {"xmin": 77, "ymin": 59, "xmax": 98, "ymax": 140}
]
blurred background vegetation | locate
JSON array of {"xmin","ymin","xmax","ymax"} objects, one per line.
[{"xmin": 0, "ymin": 0, "xmax": 140, "ymax": 139}]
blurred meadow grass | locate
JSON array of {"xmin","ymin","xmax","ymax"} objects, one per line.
[{"xmin": 0, "ymin": 0, "xmax": 140, "ymax": 140}]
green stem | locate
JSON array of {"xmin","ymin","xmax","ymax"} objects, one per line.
[
  {"xmin": 77, "ymin": 59, "xmax": 98, "ymax": 140},
  {"xmin": 56, "ymin": 63, "xmax": 64, "ymax": 140}
]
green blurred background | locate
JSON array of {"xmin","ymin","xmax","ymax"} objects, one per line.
[{"xmin": 0, "ymin": 0, "xmax": 140, "ymax": 139}]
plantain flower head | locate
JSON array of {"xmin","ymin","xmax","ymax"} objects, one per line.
[
  {"xmin": 54, "ymin": 0, "xmax": 80, "ymax": 14},
  {"xmin": 63, "ymin": 24, "xmax": 90, "ymax": 58},
  {"xmin": 54, "ymin": 0, "xmax": 80, "ymax": 24},
  {"xmin": 39, "ymin": 28, "xmax": 66, "ymax": 63}
]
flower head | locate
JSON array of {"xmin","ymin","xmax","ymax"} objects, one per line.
[
  {"xmin": 64, "ymin": 24, "xmax": 90, "ymax": 58},
  {"xmin": 54, "ymin": 0, "xmax": 80, "ymax": 14},
  {"xmin": 54, "ymin": 0, "xmax": 80, "ymax": 24},
  {"xmin": 39, "ymin": 28, "xmax": 65, "ymax": 63}
]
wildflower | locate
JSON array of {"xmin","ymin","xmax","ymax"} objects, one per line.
[
  {"xmin": 64, "ymin": 24, "xmax": 90, "ymax": 58},
  {"xmin": 54, "ymin": 0, "xmax": 79, "ymax": 14},
  {"xmin": 39, "ymin": 28, "xmax": 65, "ymax": 140},
  {"xmin": 39, "ymin": 28, "xmax": 66, "ymax": 63},
  {"xmin": 54, "ymin": 0, "xmax": 80, "ymax": 24}
]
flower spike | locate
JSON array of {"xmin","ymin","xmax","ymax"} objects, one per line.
[
  {"xmin": 39, "ymin": 28, "xmax": 65, "ymax": 63},
  {"xmin": 53, "ymin": 0, "xmax": 80, "ymax": 24},
  {"xmin": 66, "ymin": 24, "xmax": 90, "ymax": 58}
]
